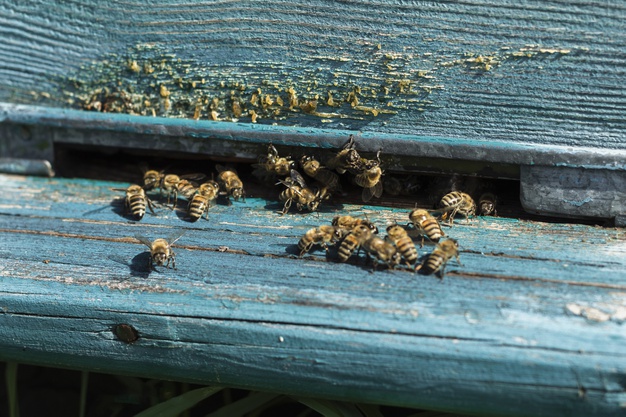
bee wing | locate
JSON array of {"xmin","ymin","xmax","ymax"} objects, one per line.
[
  {"xmin": 316, "ymin": 169, "xmax": 339, "ymax": 189},
  {"xmin": 372, "ymin": 180, "xmax": 384, "ymax": 198},
  {"xmin": 179, "ymin": 173, "xmax": 207, "ymax": 183},
  {"xmin": 290, "ymin": 169, "xmax": 308, "ymax": 188},
  {"xmin": 166, "ymin": 229, "xmax": 186, "ymax": 245},
  {"xmin": 215, "ymin": 164, "xmax": 236, "ymax": 174},
  {"xmin": 361, "ymin": 181, "xmax": 383, "ymax": 202},
  {"xmin": 110, "ymin": 187, "xmax": 129, "ymax": 192},
  {"xmin": 134, "ymin": 234, "xmax": 153, "ymax": 248}
]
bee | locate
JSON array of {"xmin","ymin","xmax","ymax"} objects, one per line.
[
  {"xmin": 416, "ymin": 239, "xmax": 461, "ymax": 279},
  {"xmin": 115, "ymin": 184, "xmax": 155, "ymax": 220},
  {"xmin": 408, "ymin": 208, "xmax": 444, "ymax": 246},
  {"xmin": 353, "ymin": 150, "xmax": 383, "ymax": 202},
  {"xmin": 216, "ymin": 165, "xmax": 245, "ymax": 203},
  {"xmin": 300, "ymin": 155, "xmax": 341, "ymax": 190},
  {"xmin": 297, "ymin": 225, "xmax": 343, "ymax": 257},
  {"xmin": 254, "ymin": 144, "xmax": 296, "ymax": 177},
  {"xmin": 438, "ymin": 191, "xmax": 476, "ymax": 224},
  {"xmin": 478, "ymin": 192, "xmax": 498, "ymax": 216},
  {"xmin": 143, "ymin": 169, "xmax": 163, "ymax": 191},
  {"xmin": 337, "ymin": 224, "xmax": 374, "ymax": 262},
  {"xmin": 278, "ymin": 170, "xmax": 323, "ymax": 214},
  {"xmin": 382, "ymin": 174, "xmax": 420, "ymax": 198},
  {"xmin": 382, "ymin": 175, "xmax": 402, "ymax": 196},
  {"xmin": 159, "ymin": 173, "xmax": 206, "ymax": 208},
  {"xmin": 159, "ymin": 174, "xmax": 181, "ymax": 207},
  {"xmin": 198, "ymin": 180, "xmax": 220, "ymax": 201},
  {"xmin": 331, "ymin": 215, "xmax": 378, "ymax": 236},
  {"xmin": 187, "ymin": 180, "xmax": 220, "ymax": 221},
  {"xmin": 134, "ymin": 230, "xmax": 185, "ymax": 270},
  {"xmin": 175, "ymin": 179, "xmax": 198, "ymax": 200},
  {"xmin": 362, "ymin": 235, "xmax": 401, "ymax": 270},
  {"xmin": 187, "ymin": 193, "xmax": 210, "ymax": 222},
  {"xmin": 385, "ymin": 224, "xmax": 418, "ymax": 267},
  {"xmin": 325, "ymin": 134, "xmax": 361, "ymax": 174}
]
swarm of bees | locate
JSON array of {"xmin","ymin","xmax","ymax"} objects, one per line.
[
  {"xmin": 110, "ymin": 135, "xmax": 500, "ymax": 276},
  {"xmin": 252, "ymin": 136, "xmax": 386, "ymax": 215},
  {"xmin": 295, "ymin": 211, "xmax": 462, "ymax": 278}
]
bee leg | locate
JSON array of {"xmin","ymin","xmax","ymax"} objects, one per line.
[
  {"xmin": 146, "ymin": 197, "xmax": 156, "ymax": 214},
  {"xmin": 281, "ymin": 199, "xmax": 292, "ymax": 215},
  {"xmin": 414, "ymin": 262, "xmax": 423, "ymax": 274},
  {"xmin": 299, "ymin": 245, "xmax": 311, "ymax": 258},
  {"xmin": 170, "ymin": 252, "xmax": 177, "ymax": 269},
  {"xmin": 171, "ymin": 190, "xmax": 178, "ymax": 210},
  {"xmin": 435, "ymin": 265, "xmax": 446, "ymax": 279},
  {"xmin": 448, "ymin": 208, "xmax": 459, "ymax": 226}
]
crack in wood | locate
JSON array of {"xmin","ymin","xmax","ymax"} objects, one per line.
[{"xmin": 448, "ymin": 271, "xmax": 626, "ymax": 290}]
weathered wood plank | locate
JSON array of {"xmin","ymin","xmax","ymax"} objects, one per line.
[
  {"xmin": 0, "ymin": 173, "xmax": 625, "ymax": 416},
  {"xmin": 1, "ymin": 0, "xmax": 625, "ymax": 149}
]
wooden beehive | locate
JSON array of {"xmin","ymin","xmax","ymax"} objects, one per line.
[{"xmin": 1, "ymin": 1, "xmax": 625, "ymax": 416}]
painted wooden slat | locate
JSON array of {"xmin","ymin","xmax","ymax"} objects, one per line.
[
  {"xmin": 0, "ymin": 0, "xmax": 624, "ymax": 151},
  {"xmin": 0, "ymin": 173, "xmax": 625, "ymax": 416}
]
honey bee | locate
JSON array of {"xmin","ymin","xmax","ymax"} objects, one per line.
[
  {"xmin": 135, "ymin": 230, "xmax": 185, "ymax": 270},
  {"xmin": 337, "ymin": 224, "xmax": 374, "ymax": 262},
  {"xmin": 187, "ymin": 193, "xmax": 210, "ymax": 222},
  {"xmin": 254, "ymin": 144, "xmax": 296, "ymax": 177},
  {"xmin": 300, "ymin": 155, "xmax": 341, "ymax": 190},
  {"xmin": 160, "ymin": 174, "xmax": 180, "ymax": 204},
  {"xmin": 114, "ymin": 184, "xmax": 155, "ymax": 220},
  {"xmin": 416, "ymin": 239, "xmax": 460, "ymax": 279},
  {"xmin": 353, "ymin": 150, "xmax": 383, "ymax": 202},
  {"xmin": 408, "ymin": 208, "xmax": 444, "ymax": 246},
  {"xmin": 362, "ymin": 235, "xmax": 401, "ymax": 270},
  {"xmin": 278, "ymin": 170, "xmax": 324, "ymax": 214},
  {"xmin": 198, "ymin": 180, "xmax": 220, "ymax": 201},
  {"xmin": 143, "ymin": 169, "xmax": 163, "ymax": 191},
  {"xmin": 159, "ymin": 173, "xmax": 205, "ymax": 209},
  {"xmin": 326, "ymin": 134, "xmax": 361, "ymax": 174},
  {"xmin": 176, "ymin": 179, "xmax": 198, "ymax": 200},
  {"xmin": 216, "ymin": 165, "xmax": 245, "ymax": 203},
  {"xmin": 382, "ymin": 175, "xmax": 402, "ymax": 196},
  {"xmin": 385, "ymin": 224, "xmax": 418, "ymax": 267},
  {"xmin": 297, "ymin": 225, "xmax": 343, "ymax": 257},
  {"xmin": 383, "ymin": 174, "xmax": 422, "ymax": 197},
  {"xmin": 331, "ymin": 215, "xmax": 378, "ymax": 236},
  {"xmin": 187, "ymin": 180, "xmax": 220, "ymax": 221},
  {"xmin": 438, "ymin": 191, "xmax": 476, "ymax": 224},
  {"xmin": 478, "ymin": 192, "xmax": 498, "ymax": 216}
]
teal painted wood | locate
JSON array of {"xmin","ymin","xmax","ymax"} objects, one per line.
[
  {"xmin": 0, "ymin": 1, "xmax": 625, "ymax": 150},
  {"xmin": 3, "ymin": 103, "xmax": 626, "ymax": 172},
  {"xmin": 1, "ymin": 173, "xmax": 625, "ymax": 416}
]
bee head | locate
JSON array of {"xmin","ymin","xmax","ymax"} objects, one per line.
[
  {"xmin": 153, "ymin": 252, "xmax": 167, "ymax": 266},
  {"xmin": 231, "ymin": 187, "xmax": 244, "ymax": 200},
  {"xmin": 480, "ymin": 201, "xmax": 495, "ymax": 215},
  {"xmin": 345, "ymin": 149, "xmax": 360, "ymax": 164}
]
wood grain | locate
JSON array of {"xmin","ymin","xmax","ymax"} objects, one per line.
[
  {"xmin": 0, "ymin": 0, "xmax": 625, "ymax": 149},
  {"xmin": 1, "ymin": 173, "xmax": 625, "ymax": 416}
]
